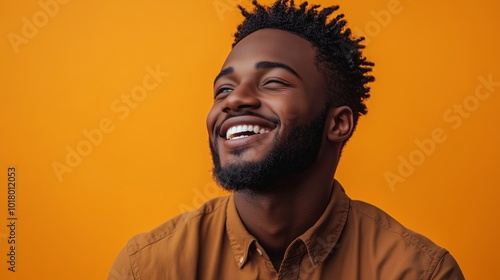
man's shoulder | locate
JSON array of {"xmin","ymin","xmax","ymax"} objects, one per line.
[
  {"xmin": 349, "ymin": 199, "xmax": 448, "ymax": 261},
  {"xmin": 125, "ymin": 195, "xmax": 230, "ymax": 255},
  {"xmin": 326, "ymin": 195, "xmax": 464, "ymax": 279}
]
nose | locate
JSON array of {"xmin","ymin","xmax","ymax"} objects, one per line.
[{"xmin": 222, "ymin": 84, "xmax": 261, "ymax": 113}]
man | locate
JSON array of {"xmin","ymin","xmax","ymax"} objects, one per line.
[{"xmin": 109, "ymin": 0, "xmax": 464, "ymax": 279}]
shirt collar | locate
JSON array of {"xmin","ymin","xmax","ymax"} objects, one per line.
[
  {"xmin": 225, "ymin": 180, "xmax": 350, "ymax": 269},
  {"xmin": 298, "ymin": 180, "xmax": 350, "ymax": 267},
  {"xmin": 226, "ymin": 194, "xmax": 256, "ymax": 268}
]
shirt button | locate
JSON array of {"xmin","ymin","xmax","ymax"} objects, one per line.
[{"xmin": 256, "ymin": 248, "xmax": 263, "ymax": 256}]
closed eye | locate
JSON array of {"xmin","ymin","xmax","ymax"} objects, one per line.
[
  {"xmin": 262, "ymin": 78, "xmax": 292, "ymax": 91},
  {"xmin": 264, "ymin": 79, "xmax": 290, "ymax": 86}
]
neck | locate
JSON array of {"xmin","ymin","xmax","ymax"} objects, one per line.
[{"xmin": 233, "ymin": 166, "xmax": 335, "ymax": 271}]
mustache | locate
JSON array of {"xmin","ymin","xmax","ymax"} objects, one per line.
[{"xmin": 214, "ymin": 111, "xmax": 280, "ymax": 137}]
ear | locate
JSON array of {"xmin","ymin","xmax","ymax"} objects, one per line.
[{"xmin": 326, "ymin": 106, "xmax": 354, "ymax": 143}]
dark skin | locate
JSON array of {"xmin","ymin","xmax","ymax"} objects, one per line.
[{"xmin": 207, "ymin": 29, "xmax": 354, "ymax": 272}]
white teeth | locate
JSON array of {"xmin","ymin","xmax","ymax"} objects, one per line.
[
  {"xmin": 225, "ymin": 124, "xmax": 272, "ymax": 140},
  {"xmin": 232, "ymin": 135, "xmax": 249, "ymax": 140}
]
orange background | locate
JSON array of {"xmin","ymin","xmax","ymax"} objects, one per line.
[{"xmin": 1, "ymin": 0, "xmax": 499, "ymax": 279}]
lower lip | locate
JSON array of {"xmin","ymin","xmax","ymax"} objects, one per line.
[{"xmin": 221, "ymin": 130, "xmax": 274, "ymax": 149}]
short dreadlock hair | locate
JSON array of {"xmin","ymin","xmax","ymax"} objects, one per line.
[{"xmin": 233, "ymin": 0, "xmax": 374, "ymax": 135}]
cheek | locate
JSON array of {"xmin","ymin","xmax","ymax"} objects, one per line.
[
  {"xmin": 270, "ymin": 95, "xmax": 312, "ymax": 128},
  {"xmin": 280, "ymin": 103, "xmax": 300, "ymax": 125},
  {"xmin": 206, "ymin": 106, "xmax": 218, "ymax": 133}
]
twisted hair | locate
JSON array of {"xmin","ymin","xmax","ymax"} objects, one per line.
[{"xmin": 233, "ymin": 0, "xmax": 374, "ymax": 132}]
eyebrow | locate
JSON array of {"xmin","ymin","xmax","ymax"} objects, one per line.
[
  {"xmin": 213, "ymin": 61, "xmax": 302, "ymax": 85},
  {"xmin": 213, "ymin": 67, "xmax": 234, "ymax": 85},
  {"xmin": 255, "ymin": 61, "xmax": 302, "ymax": 80}
]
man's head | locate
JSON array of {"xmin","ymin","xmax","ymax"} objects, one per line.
[{"xmin": 207, "ymin": 0, "xmax": 374, "ymax": 193}]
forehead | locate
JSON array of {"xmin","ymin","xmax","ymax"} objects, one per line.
[{"xmin": 222, "ymin": 29, "xmax": 319, "ymax": 73}]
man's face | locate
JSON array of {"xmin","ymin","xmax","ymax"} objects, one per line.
[{"xmin": 207, "ymin": 29, "xmax": 328, "ymax": 192}]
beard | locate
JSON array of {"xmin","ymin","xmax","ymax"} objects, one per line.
[{"xmin": 209, "ymin": 107, "xmax": 328, "ymax": 193}]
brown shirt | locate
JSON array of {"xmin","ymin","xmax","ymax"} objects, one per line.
[{"xmin": 108, "ymin": 181, "xmax": 464, "ymax": 279}]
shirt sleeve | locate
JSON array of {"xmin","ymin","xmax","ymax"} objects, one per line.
[
  {"xmin": 430, "ymin": 252, "xmax": 465, "ymax": 280},
  {"xmin": 107, "ymin": 245, "xmax": 136, "ymax": 280}
]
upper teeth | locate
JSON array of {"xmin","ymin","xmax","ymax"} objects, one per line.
[{"xmin": 226, "ymin": 124, "xmax": 270, "ymax": 140}]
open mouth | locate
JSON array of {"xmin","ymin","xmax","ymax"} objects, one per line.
[
  {"xmin": 226, "ymin": 124, "xmax": 271, "ymax": 140},
  {"xmin": 218, "ymin": 115, "xmax": 277, "ymax": 142}
]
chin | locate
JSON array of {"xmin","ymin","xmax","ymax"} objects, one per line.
[{"xmin": 218, "ymin": 138, "xmax": 272, "ymax": 162}]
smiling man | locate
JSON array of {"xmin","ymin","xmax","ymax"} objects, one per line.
[{"xmin": 109, "ymin": 1, "xmax": 464, "ymax": 279}]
